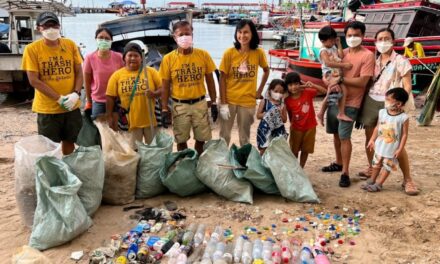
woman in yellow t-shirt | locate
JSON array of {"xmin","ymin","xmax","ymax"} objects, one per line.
[
  {"xmin": 106, "ymin": 43, "xmax": 162, "ymax": 149},
  {"xmin": 219, "ymin": 19, "xmax": 270, "ymax": 146}
]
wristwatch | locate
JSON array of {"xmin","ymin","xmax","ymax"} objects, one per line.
[{"xmin": 337, "ymin": 76, "xmax": 344, "ymax": 85}]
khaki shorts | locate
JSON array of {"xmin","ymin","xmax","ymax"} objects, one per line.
[
  {"xmin": 360, "ymin": 95, "xmax": 384, "ymax": 128},
  {"xmin": 128, "ymin": 126, "xmax": 158, "ymax": 150},
  {"xmin": 172, "ymin": 100, "xmax": 212, "ymax": 144},
  {"xmin": 289, "ymin": 127, "xmax": 316, "ymax": 154}
]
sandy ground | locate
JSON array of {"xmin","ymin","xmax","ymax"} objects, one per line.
[{"xmin": 1, "ymin": 97, "xmax": 440, "ymax": 263}]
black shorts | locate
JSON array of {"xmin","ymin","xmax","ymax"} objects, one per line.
[{"xmin": 37, "ymin": 109, "xmax": 82, "ymax": 143}]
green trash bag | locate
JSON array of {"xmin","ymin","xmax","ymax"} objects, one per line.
[
  {"xmin": 136, "ymin": 131, "xmax": 173, "ymax": 199},
  {"xmin": 196, "ymin": 139, "xmax": 253, "ymax": 204},
  {"xmin": 63, "ymin": 146, "xmax": 105, "ymax": 216},
  {"xmin": 76, "ymin": 109, "xmax": 101, "ymax": 147},
  {"xmin": 262, "ymin": 137, "xmax": 319, "ymax": 203},
  {"xmin": 30, "ymin": 157, "xmax": 92, "ymax": 250},
  {"xmin": 230, "ymin": 144, "xmax": 280, "ymax": 195},
  {"xmin": 160, "ymin": 149, "xmax": 206, "ymax": 197}
]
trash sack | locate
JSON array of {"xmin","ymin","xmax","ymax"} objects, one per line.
[
  {"xmin": 160, "ymin": 149, "xmax": 206, "ymax": 197},
  {"xmin": 12, "ymin": 245, "xmax": 53, "ymax": 264},
  {"xmin": 63, "ymin": 146, "xmax": 105, "ymax": 216},
  {"xmin": 196, "ymin": 139, "xmax": 253, "ymax": 204},
  {"xmin": 30, "ymin": 157, "xmax": 92, "ymax": 250},
  {"xmin": 262, "ymin": 137, "xmax": 319, "ymax": 203},
  {"xmin": 95, "ymin": 121, "xmax": 139, "ymax": 205},
  {"xmin": 76, "ymin": 109, "xmax": 101, "ymax": 147},
  {"xmin": 136, "ymin": 131, "xmax": 173, "ymax": 198},
  {"xmin": 230, "ymin": 144, "xmax": 280, "ymax": 195},
  {"xmin": 14, "ymin": 135, "xmax": 62, "ymax": 228}
]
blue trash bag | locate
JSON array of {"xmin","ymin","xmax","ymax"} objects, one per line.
[
  {"xmin": 196, "ymin": 139, "xmax": 253, "ymax": 204},
  {"xmin": 29, "ymin": 157, "xmax": 92, "ymax": 250},
  {"xmin": 262, "ymin": 137, "xmax": 319, "ymax": 203}
]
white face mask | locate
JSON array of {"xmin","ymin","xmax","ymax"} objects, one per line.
[
  {"xmin": 176, "ymin": 35, "xmax": 193, "ymax": 49},
  {"xmin": 375, "ymin": 41, "xmax": 393, "ymax": 54},
  {"xmin": 42, "ymin": 28, "xmax": 61, "ymax": 41},
  {"xmin": 270, "ymin": 91, "xmax": 283, "ymax": 101},
  {"xmin": 346, "ymin": 36, "xmax": 362, "ymax": 48}
]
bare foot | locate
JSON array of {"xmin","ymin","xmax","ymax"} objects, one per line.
[
  {"xmin": 337, "ymin": 113, "xmax": 353, "ymax": 122},
  {"xmin": 317, "ymin": 112, "xmax": 324, "ymax": 126}
]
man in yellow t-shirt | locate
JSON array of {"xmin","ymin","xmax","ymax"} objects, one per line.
[
  {"xmin": 159, "ymin": 21, "xmax": 218, "ymax": 155},
  {"xmin": 21, "ymin": 12, "xmax": 83, "ymax": 155},
  {"xmin": 403, "ymin": 37, "xmax": 425, "ymax": 58},
  {"xmin": 106, "ymin": 43, "xmax": 162, "ymax": 149}
]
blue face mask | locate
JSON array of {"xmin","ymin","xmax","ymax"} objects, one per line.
[{"xmin": 96, "ymin": 39, "xmax": 112, "ymax": 50}]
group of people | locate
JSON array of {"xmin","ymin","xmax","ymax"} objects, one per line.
[{"xmin": 21, "ymin": 11, "xmax": 419, "ymax": 195}]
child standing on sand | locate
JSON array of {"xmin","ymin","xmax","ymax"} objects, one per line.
[
  {"xmin": 316, "ymin": 25, "xmax": 353, "ymax": 125},
  {"xmin": 256, "ymin": 79, "xmax": 288, "ymax": 155},
  {"xmin": 284, "ymin": 72, "xmax": 327, "ymax": 168},
  {"xmin": 362, "ymin": 88, "xmax": 409, "ymax": 192}
]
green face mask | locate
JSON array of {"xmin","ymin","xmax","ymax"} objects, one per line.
[{"xmin": 96, "ymin": 39, "xmax": 112, "ymax": 50}]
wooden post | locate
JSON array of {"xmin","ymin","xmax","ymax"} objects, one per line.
[{"xmin": 141, "ymin": 0, "xmax": 146, "ymax": 14}]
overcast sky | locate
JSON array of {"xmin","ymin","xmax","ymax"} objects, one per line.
[{"xmin": 69, "ymin": 0, "xmax": 279, "ymax": 8}]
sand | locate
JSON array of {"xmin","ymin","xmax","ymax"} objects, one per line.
[{"xmin": 1, "ymin": 99, "xmax": 440, "ymax": 263}]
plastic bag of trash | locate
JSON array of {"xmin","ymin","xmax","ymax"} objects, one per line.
[
  {"xmin": 12, "ymin": 245, "xmax": 53, "ymax": 264},
  {"xmin": 76, "ymin": 109, "xmax": 101, "ymax": 147},
  {"xmin": 160, "ymin": 149, "xmax": 206, "ymax": 197},
  {"xmin": 14, "ymin": 135, "xmax": 62, "ymax": 228},
  {"xmin": 63, "ymin": 146, "xmax": 105, "ymax": 216},
  {"xmin": 230, "ymin": 144, "xmax": 279, "ymax": 195},
  {"xmin": 262, "ymin": 137, "xmax": 319, "ymax": 203},
  {"xmin": 95, "ymin": 121, "xmax": 139, "ymax": 205},
  {"xmin": 196, "ymin": 139, "xmax": 253, "ymax": 204},
  {"xmin": 29, "ymin": 157, "xmax": 92, "ymax": 250},
  {"xmin": 136, "ymin": 131, "xmax": 173, "ymax": 198}
]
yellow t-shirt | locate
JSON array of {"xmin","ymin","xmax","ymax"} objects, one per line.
[
  {"xmin": 159, "ymin": 48, "xmax": 216, "ymax": 100},
  {"xmin": 21, "ymin": 38, "xmax": 83, "ymax": 114},
  {"xmin": 404, "ymin": 42, "xmax": 425, "ymax": 58},
  {"xmin": 219, "ymin": 47, "xmax": 268, "ymax": 107},
  {"xmin": 106, "ymin": 66, "xmax": 161, "ymax": 130}
]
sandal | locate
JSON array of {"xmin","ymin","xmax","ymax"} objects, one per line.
[
  {"xmin": 322, "ymin": 162, "xmax": 343, "ymax": 172},
  {"xmin": 403, "ymin": 181, "xmax": 419, "ymax": 196},
  {"xmin": 366, "ymin": 183, "xmax": 382, "ymax": 192},
  {"xmin": 360, "ymin": 180, "xmax": 375, "ymax": 190},
  {"xmin": 357, "ymin": 166, "xmax": 372, "ymax": 180}
]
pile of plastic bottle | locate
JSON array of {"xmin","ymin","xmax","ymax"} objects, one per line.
[{"xmin": 89, "ymin": 207, "xmax": 364, "ymax": 264}]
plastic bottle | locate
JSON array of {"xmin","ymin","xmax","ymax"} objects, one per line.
[
  {"xmin": 298, "ymin": 244, "xmax": 315, "ymax": 264},
  {"xmin": 161, "ymin": 240, "xmax": 175, "ymax": 254},
  {"xmin": 181, "ymin": 238, "xmax": 195, "ymax": 256},
  {"xmin": 290, "ymin": 239, "xmax": 301, "ymax": 263},
  {"xmin": 126, "ymin": 243, "xmax": 138, "ymax": 261},
  {"xmin": 165, "ymin": 242, "xmax": 181, "ymax": 257},
  {"xmin": 194, "ymin": 224, "xmax": 206, "ymax": 247},
  {"xmin": 176, "ymin": 253, "xmax": 188, "ymax": 264},
  {"xmin": 233, "ymin": 236, "xmax": 244, "ymax": 263},
  {"xmin": 211, "ymin": 226, "xmax": 223, "ymax": 242},
  {"xmin": 271, "ymin": 244, "xmax": 282, "ymax": 264},
  {"xmin": 183, "ymin": 223, "xmax": 198, "ymax": 246},
  {"xmin": 202, "ymin": 240, "xmax": 217, "ymax": 260},
  {"xmin": 151, "ymin": 222, "xmax": 163, "ymax": 233},
  {"xmin": 213, "ymin": 242, "xmax": 226, "ymax": 262},
  {"xmin": 187, "ymin": 244, "xmax": 205, "ymax": 263},
  {"xmin": 312, "ymin": 246, "xmax": 330, "ymax": 264},
  {"xmin": 262, "ymin": 240, "xmax": 273, "ymax": 262},
  {"xmin": 252, "ymin": 239, "xmax": 263, "ymax": 260},
  {"xmin": 241, "ymin": 240, "xmax": 253, "ymax": 264},
  {"xmin": 223, "ymin": 243, "xmax": 234, "ymax": 264},
  {"xmin": 281, "ymin": 240, "xmax": 291, "ymax": 264}
]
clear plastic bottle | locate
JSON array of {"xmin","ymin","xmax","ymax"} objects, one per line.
[
  {"xmin": 176, "ymin": 253, "xmax": 188, "ymax": 264},
  {"xmin": 281, "ymin": 240, "xmax": 291, "ymax": 264},
  {"xmin": 212, "ymin": 242, "xmax": 226, "ymax": 261},
  {"xmin": 211, "ymin": 226, "xmax": 223, "ymax": 242},
  {"xmin": 290, "ymin": 239, "xmax": 301, "ymax": 263},
  {"xmin": 252, "ymin": 239, "xmax": 263, "ymax": 260},
  {"xmin": 194, "ymin": 224, "xmax": 206, "ymax": 247},
  {"xmin": 165, "ymin": 242, "xmax": 181, "ymax": 257},
  {"xmin": 271, "ymin": 244, "xmax": 282, "ymax": 264},
  {"xmin": 202, "ymin": 240, "xmax": 217, "ymax": 260},
  {"xmin": 223, "ymin": 243, "xmax": 234, "ymax": 264},
  {"xmin": 262, "ymin": 240, "xmax": 273, "ymax": 262},
  {"xmin": 187, "ymin": 245, "xmax": 205, "ymax": 263},
  {"xmin": 298, "ymin": 244, "xmax": 315, "ymax": 264},
  {"xmin": 183, "ymin": 223, "xmax": 198, "ymax": 246},
  {"xmin": 241, "ymin": 240, "xmax": 253, "ymax": 264},
  {"xmin": 233, "ymin": 236, "xmax": 244, "ymax": 263}
]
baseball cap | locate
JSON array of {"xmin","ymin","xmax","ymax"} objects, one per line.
[
  {"xmin": 123, "ymin": 42, "xmax": 143, "ymax": 60},
  {"xmin": 403, "ymin": 37, "xmax": 414, "ymax": 47},
  {"xmin": 36, "ymin": 12, "xmax": 60, "ymax": 26}
]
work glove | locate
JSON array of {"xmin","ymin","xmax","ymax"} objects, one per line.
[
  {"xmin": 211, "ymin": 103, "xmax": 218, "ymax": 122},
  {"xmin": 219, "ymin": 104, "xmax": 230, "ymax": 120},
  {"xmin": 63, "ymin": 92, "xmax": 80, "ymax": 111},
  {"xmin": 56, "ymin": 95, "xmax": 68, "ymax": 111},
  {"xmin": 161, "ymin": 110, "xmax": 172, "ymax": 128}
]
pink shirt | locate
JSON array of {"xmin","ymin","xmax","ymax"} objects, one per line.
[
  {"xmin": 342, "ymin": 46, "xmax": 375, "ymax": 108},
  {"xmin": 83, "ymin": 51, "xmax": 124, "ymax": 103}
]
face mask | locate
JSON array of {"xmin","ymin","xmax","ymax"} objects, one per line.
[
  {"xmin": 42, "ymin": 28, "xmax": 61, "ymax": 41},
  {"xmin": 270, "ymin": 91, "xmax": 283, "ymax": 101},
  {"xmin": 375, "ymin": 41, "xmax": 393, "ymax": 54},
  {"xmin": 346, "ymin": 36, "xmax": 362, "ymax": 48},
  {"xmin": 96, "ymin": 39, "xmax": 112, "ymax": 50},
  {"xmin": 176, "ymin": 35, "xmax": 193, "ymax": 49}
]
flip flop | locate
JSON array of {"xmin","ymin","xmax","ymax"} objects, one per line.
[
  {"xmin": 360, "ymin": 180, "xmax": 375, "ymax": 190},
  {"xmin": 357, "ymin": 166, "xmax": 372, "ymax": 180},
  {"xmin": 366, "ymin": 184, "xmax": 382, "ymax": 192}
]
